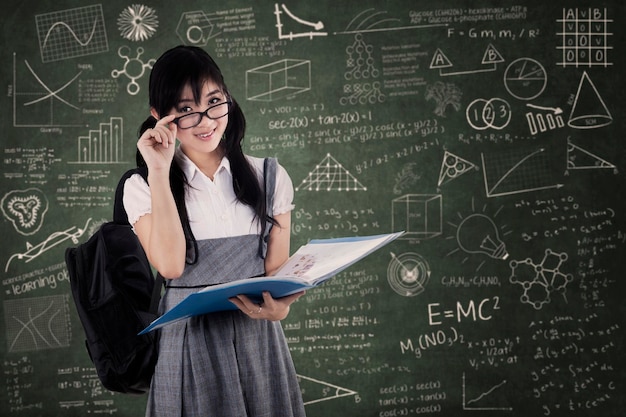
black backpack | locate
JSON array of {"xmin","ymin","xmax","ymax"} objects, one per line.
[
  {"xmin": 64, "ymin": 168, "xmax": 174, "ymax": 394},
  {"xmin": 65, "ymin": 159, "xmax": 274, "ymax": 393}
]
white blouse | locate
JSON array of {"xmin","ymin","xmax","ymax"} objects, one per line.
[{"xmin": 123, "ymin": 147, "xmax": 295, "ymax": 240}]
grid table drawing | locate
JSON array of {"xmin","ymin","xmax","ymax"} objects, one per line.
[
  {"xmin": 36, "ymin": 4, "xmax": 109, "ymax": 63},
  {"xmin": 557, "ymin": 7, "xmax": 612, "ymax": 67}
]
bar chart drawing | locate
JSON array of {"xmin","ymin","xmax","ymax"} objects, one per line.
[{"xmin": 70, "ymin": 117, "xmax": 127, "ymax": 164}]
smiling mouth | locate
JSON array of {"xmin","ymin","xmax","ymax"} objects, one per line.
[{"xmin": 197, "ymin": 130, "xmax": 215, "ymax": 140}]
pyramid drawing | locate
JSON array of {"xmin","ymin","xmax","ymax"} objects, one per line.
[
  {"xmin": 296, "ymin": 154, "xmax": 366, "ymax": 191},
  {"xmin": 438, "ymin": 151, "xmax": 478, "ymax": 186}
]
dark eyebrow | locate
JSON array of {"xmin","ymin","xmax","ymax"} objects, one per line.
[{"xmin": 177, "ymin": 89, "xmax": 224, "ymax": 107}]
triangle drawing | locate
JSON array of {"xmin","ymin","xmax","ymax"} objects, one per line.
[
  {"xmin": 438, "ymin": 151, "xmax": 478, "ymax": 186},
  {"xmin": 297, "ymin": 374, "xmax": 358, "ymax": 405},
  {"xmin": 567, "ymin": 138, "xmax": 615, "ymax": 170},
  {"xmin": 296, "ymin": 153, "xmax": 367, "ymax": 191}
]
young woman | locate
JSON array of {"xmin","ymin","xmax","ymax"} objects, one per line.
[{"xmin": 123, "ymin": 45, "xmax": 306, "ymax": 417}]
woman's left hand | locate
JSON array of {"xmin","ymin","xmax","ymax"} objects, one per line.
[{"xmin": 229, "ymin": 291, "xmax": 305, "ymax": 321}]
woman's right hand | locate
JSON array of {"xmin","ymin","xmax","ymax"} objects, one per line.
[{"xmin": 137, "ymin": 114, "xmax": 178, "ymax": 172}]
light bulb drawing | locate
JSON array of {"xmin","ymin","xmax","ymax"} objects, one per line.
[{"xmin": 456, "ymin": 213, "xmax": 509, "ymax": 260}]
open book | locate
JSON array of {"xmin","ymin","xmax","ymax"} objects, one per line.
[{"xmin": 139, "ymin": 231, "xmax": 403, "ymax": 334}]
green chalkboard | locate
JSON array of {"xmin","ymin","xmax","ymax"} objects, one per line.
[{"xmin": 1, "ymin": 0, "xmax": 625, "ymax": 416}]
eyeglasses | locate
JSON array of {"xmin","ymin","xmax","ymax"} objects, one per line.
[{"xmin": 172, "ymin": 101, "xmax": 231, "ymax": 129}]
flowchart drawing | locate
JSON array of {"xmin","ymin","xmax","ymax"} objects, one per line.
[
  {"xmin": 35, "ymin": 4, "xmax": 108, "ymax": 62},
  {"xmin": 296, "ymin": 154, "xmax": 366, "ymax": 191}
]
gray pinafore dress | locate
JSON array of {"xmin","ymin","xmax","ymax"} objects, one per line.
[{"xmin": 145, "ymin": 160, "xmax": 305, "ymax": 417}]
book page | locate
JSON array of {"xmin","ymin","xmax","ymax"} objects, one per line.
[{"xmin": 275, "ymin": 234, "xmax": 398, "ymax": 284}]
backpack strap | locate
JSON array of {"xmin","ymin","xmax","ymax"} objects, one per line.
[{"xmin": 259, "ymin": 157, "xmax": 277, "ymax": 259}]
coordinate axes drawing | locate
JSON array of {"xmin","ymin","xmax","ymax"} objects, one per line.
[{"xmin": 35, "ymin": 4, "xmax": 108, "ymax": 62}]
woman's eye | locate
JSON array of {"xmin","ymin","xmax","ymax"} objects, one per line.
[{"xmin": 178, "ymin": 106, "xmax": 193, "ymax": 113}]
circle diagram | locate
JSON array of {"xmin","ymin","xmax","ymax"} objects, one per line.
[
  {"xmin": 387, "ymin": 252, "xmax": 431, "ymax": 297},
  {"xmin": 504, "ymin": 58, "xmax": 547, "ymax": 100}
]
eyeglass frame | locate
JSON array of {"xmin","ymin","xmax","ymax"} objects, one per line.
[{"xmin": 171, "ymin": 100, "xmax": 232, "ymax": 129}]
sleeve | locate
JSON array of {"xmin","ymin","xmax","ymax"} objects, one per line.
[
  {"xmin": 122, "ymin": 173, "xmax": 152, "ymax": 227},
  {"xmin": 273, "ymin": 162, "xmax": 295, "ymax": 215}
]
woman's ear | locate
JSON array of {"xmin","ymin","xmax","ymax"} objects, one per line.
[{"xmin": 150, "ymin": 108, "xmax": 159, "ymax": 120}]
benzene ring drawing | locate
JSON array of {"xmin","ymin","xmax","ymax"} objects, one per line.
[{"xmin": 387, "ymin": 252, "xmax": 431, "ymax": 297}]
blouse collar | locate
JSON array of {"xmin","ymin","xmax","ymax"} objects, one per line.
[{"xmin": 174, "ymin": 147, "xmax": 232, "ymax": 182}]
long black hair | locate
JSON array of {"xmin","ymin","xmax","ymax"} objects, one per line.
[{"xmin": 137, "ymin": 45, "xmax": 274, "ymax": 248}]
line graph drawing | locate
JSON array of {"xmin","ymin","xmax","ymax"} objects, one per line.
[
  {"xmin": 481, "ymin": 148, "xmax": 562, "ymax": 198},
  {"xmin": 462, "ymin": 372, "xmax": 512, "ymax": 411},
  {"xmin": 274, "ymin": 3, "xmax": 327, "ymax": 40},
  {"xmin": 566, "ymin": 137, "xmax": 616, "ymax": 171},
  {"xmin": 297, "ymin": 374, "xmax": 357, "ymax": 405},
  {"xmin": 4, "ymin": 295, "xmax": 71, "ymax": 353},
  {"xmin": 36, "ymin": 4, "xmax": 108, "ymax": 62},
  {"xmin": 12, "ymin": 53, "xmax": 84, "ymax": 128},
  {"xmin": 296, "ymin": 154, "xmax": 366, "ymax": 191}
]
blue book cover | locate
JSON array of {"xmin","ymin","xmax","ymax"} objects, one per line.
[{"xmin": 139, "ymin": 231, "xmax": 403, "ymax": 334}]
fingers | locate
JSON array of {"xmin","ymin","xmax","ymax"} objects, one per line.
[
  {"xmin": 229, "ymin": 291, "xmax": 305, "ymax": 321},
  {"xmin": 140, "ymin": 115, "xmax": 177, "ymax": 149}
]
